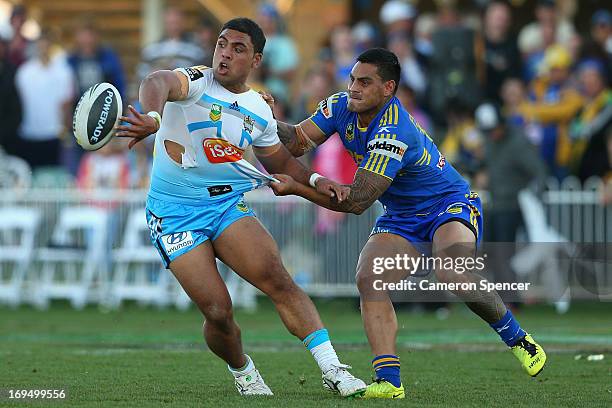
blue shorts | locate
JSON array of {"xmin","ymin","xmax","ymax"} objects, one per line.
[
  {"xmin": 145, "ymin": 194, "xmax": 255, "ymax": 268},
  {"xmin": 371, "ymin": 192, "xmax": 483, "ymax": 250}
]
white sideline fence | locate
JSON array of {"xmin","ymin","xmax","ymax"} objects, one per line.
[{"xmin": 0, "ymin": 176, "xmax": 610, "ymax": 308}]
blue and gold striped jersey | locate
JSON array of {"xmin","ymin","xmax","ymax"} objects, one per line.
[{"xmin": 309, "ymin": 92, "xmax": 470, "ymax": 215}]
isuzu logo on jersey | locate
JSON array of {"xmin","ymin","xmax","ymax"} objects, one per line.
[
  {"xmin": 318, "ymin": 99, "xmax": 332, "ymax": 118},
  {"xmin": 203, "ymin": 138, "xmax": 244, "ymax": 163},
  {"xmin": 162, "ymin": 231, "xmax": 194, "ymax": 255},
  {"xmin": 366, "ymin": 138, "xmax": 408, "ymax": 161}
]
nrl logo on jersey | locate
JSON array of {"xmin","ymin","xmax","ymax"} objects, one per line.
[
  {"xmin": 243, "ymin": 115, "xmax": 254, "ymax": 134},
  {"xmin": 345, "ymin": 123, "xmax": 354, "ymax": 142},
  {"xmin": 209, "ymin": 103, "xmax": 222, "ymax": 121}
]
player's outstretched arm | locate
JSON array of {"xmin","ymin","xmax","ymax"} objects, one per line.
[
  {"xmin": 116, "ymin": 70, "xmax": 188, "ymax": 149},
  {"xmin": 254, "ymin": 143, "xmax": 348, "ymax": 200},
  {"xmin": 271, "ymin": 168, "xmax": 392, "ymax": 215}
]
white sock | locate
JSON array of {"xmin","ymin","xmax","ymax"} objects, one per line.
[
  {"xmin": 228, "ymin": 354, "xmax": 254, "ymax": 377},
  {"xmin": 310, "ymin": 340, "xmax": 341, "ymax": 373}
]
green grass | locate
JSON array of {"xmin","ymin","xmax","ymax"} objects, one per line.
[{"xmin": 1, "ymin": 300, "xmax": 611, "ymax": 407}]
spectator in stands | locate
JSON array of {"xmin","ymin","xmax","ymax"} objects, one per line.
[
  {"xmin": 293, "ymin": 67, "xmax": 335, "ymax": 123},
  {"xmin": 194, "ymin": 17, "xmax": 216, "ymax": 67},
  {"xmin": 138, "ymin": 7, "xmax": 204, "ymax": 79},
  {"xmin": 396, "ymin": 84, "xmax": 431, "ymax": 134},
  {"xmin": 500, "ymin": 78, "xmax": 528, "ymax": 129},
  {"xmin": 573, "ymin": 61, "xmax": 612, "ymax": 181},
  {"xmin": 440, "ymin": 97, "xmax": 483, "ymax": 177},
  {"xmin": 518, "ymin": 45, "xmax": 583, "ymax": 180},
  {"xmin": 257, "ymin": 4, "xmax": 299, "ymax": 103},
  {"xmin": 428, "ymin": 0, "xmax": 483, "ymax": 125},
  {"xmin": 387, "ymin": 33, "xmax": 426, "ymax": 97},
  {"xmin": 68, "ymin": 20, "xmax": 125, "ymax": 102},
  {"xmin": 379, "ymin": 0, "xmax": 416, "ymax": 38},
  {"xmin": 518, "ymin": 0, "xmax": 576, "ymax": 58},
  {"xmin": 77, "ymin": 140, "xmax": 130, "ymax": 191},
  {"xmin": 352, "ymin": 21, "xmax": 378, "ymax": 54},
  {"xmin": 15, "ymin": 30, "xmax": 74, "ymax": 169},
  {"xmin": 5, "ymin": 5, "xmax": 32, "ymax": 67},
  {"xmin": 476, "ymin": 102, "xmax": 547, "ymax": 242},
  {"xmin": 482, "ymin": 1, "xmax": 522, "ymax": 104},
  {"xmin": 580, "ymin": 10, "xmax": 612, "ymax": 82},
  {"xmin": 0, "ymin": 39, "xmax": 21, "ymax": 156},
  {"xmin": 329, "ymin": 25, "xmax": 357, "ymax": 87}
]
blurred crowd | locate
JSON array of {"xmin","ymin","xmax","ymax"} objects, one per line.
[{"xmin": 0, "ymin": 1, "xmax": 610, "ymax": 237}]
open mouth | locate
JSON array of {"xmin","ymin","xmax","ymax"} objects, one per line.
[{"xmin": 218, "ymin": 62, "xmax": 229, "ymax": 73}]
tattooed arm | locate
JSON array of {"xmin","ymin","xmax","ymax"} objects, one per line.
[
  {"xmin": 276, "ymin": 119, "xmax": 329, "ymax": 157},
  {"xmin": 271, "ymin": 168, "xmax": 392, "ymax": 215}
]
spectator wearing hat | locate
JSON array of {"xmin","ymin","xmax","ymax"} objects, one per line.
[
  {"xmin": 257, "ymin": 4, "xmax": 299, "ymax": 103},
  {"xmin": 572, "ymin": 61, "xmax": 612, "ymax": 181},
  {"xmin": 477, "ymin": 102, "xmax": 547, "ymax": 243},
  {"xmin": 379, "ymin": 0, "xmax": 417, "ymax": 38},
  {"xmin": 138, "ymin": 7, "xmax": 205, "ymax": 79},
  {"xmin": 477, "ymin": 102, "xmax": 546, "ymax": 304},
  {"xmin": 518, "ymin": 45, "xmax": 583, "ymax": 180},
  {"xmin": 518, "ymin": 0, "xmax": 576, "ymax": 58},
  {"xmin": 580, "ymin": 10, "xmax": 612, "ymax": 82}
]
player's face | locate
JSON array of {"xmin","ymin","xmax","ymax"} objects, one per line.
[
  {"xmin": 212, "ymin": 29, "xmax": 262, "ymax": 88},
  {"xmin": 347, "ymin": 62, "xmax": 394, "ymax": 113}
]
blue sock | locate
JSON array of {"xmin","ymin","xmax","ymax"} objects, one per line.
[
  {"xmin": 302, "ymin": 328, "xmax": 330, "ymax": 350},
  {"xmin": 372, "ymin": 354, "xmax": 401, "ymax": 387},
  {"xmin": 490, "ymin": 310, "xmax": 526, "ymax": 346}
]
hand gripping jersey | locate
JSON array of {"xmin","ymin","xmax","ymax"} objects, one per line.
[
  {"xmin": 148, "ymin": 66, "xmax": 279, "ymax": 205},
  {"xmin": 309, "ymin": 92, "xmax": 470, "ymax": 216}
]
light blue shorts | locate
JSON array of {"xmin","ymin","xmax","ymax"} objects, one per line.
[{"xmin": 145, "ymin": 194, "xmax": 255, "ymax": 268}]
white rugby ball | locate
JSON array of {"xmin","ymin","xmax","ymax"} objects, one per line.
[{"xmin": 73, "ymin": 82, "xmax": 122, "ymax": 151}]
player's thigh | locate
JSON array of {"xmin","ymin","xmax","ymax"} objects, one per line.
[
  {"xmin": 212, "ymin": 216, "xmax": 294, "ymax": 295},
  {"xmin": 432, "ymin": 221, "xmax": 477, "ymax": 283},
  {"xmin": 356, "ymin": 232, "xmax": 420, "ymax": 295},
  {"xmin": 169, "ymin": 240, "xmax": 233, "ymax": 319}
]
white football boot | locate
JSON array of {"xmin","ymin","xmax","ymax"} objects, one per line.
[
  {"xmin": 233, "ymin": 367, "xmax": 273, "ymax": 396},
  {"xmin": 322, "ymin": 363, "xmax": 367, "ymax": 398}
]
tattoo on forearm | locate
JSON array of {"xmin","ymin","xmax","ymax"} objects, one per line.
[{"xmin": 332, "ymin": 169, "xmax": 391, "ymax": 214}]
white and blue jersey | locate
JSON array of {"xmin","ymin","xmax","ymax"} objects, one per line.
[
  {"xmin": 146, "ymin": 66, "xmax": 278, "ymax": 266},
  {"xmin": 309, "ymin": 92, "xmax": 483, "ymax": 244}
]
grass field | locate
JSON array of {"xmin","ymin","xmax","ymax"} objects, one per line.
[{"xmin": 1, "ymin": 299, "xmax": 611, "ymax": 407}]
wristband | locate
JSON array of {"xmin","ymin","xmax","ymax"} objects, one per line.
[
  {"xmin": 309, "ymin": 172, "xmax": 323, "ymax": 188},
  {"xmin": 146, "ymin": 111, "xmax": 162, "ymax": 131}
]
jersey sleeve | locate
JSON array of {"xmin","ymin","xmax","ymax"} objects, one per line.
[
  {"xmin": 252, "ymin": 117, "xmax": 281, "ymax": 147},
  {"xmin": 308, "ymin": 93, "xmax": 344, "ymax": 137},
  {"xmin": 173, "ymin": 65, "xmax": 211, "ymax": 106}
]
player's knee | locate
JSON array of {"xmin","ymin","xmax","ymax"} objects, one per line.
[
  {"xmin": 355, "ymin": 268, "xmax": 377, "ymax": 294},
  {"xmin": 260, "ymin": 258, "xmax": 297, "ymax": 297},
  {"xmin": 202, "ymin": 303, "xmax": 235, "ymax": 330},
  {"xmin": 435, "ymin": 267, "xmax": 462, "ymax": 284}
]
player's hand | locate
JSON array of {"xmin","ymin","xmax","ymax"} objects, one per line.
[
  {"xmin": 115, "ymin": 105, "xmax": 159, "ymax": 149},
  {"xmin": 259, "ymin": 91, "xmax": 275, "ymax": 110},
  {"xmin": 315, "ymin": 177, "xmax": 350, "ymax": 202},
  {"xmin": 269, "ymin": 174, "xmax": 297, "ymax": 196}
]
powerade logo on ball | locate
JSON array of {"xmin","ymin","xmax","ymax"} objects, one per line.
[
  {"xmin": 86, "ymin": 89, "xmax": 116, "ymax": 145},
  {"xmin": 203, "ymin": 138, "xmax": 244, "ymax": 164},
  {"xmin": 162, "ymin": 231, "xmax": 194, "ymax": 255}
]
